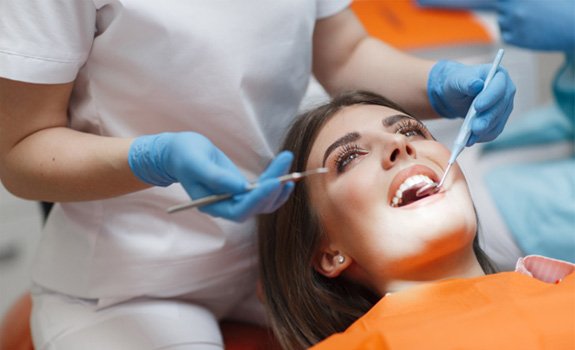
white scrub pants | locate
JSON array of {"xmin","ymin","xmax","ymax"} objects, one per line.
[{"xmin": 30, "ymin": 285, "xmax": 267, "ymax": 350}]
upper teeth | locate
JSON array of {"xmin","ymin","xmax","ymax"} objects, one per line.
[{"xmin": 391, "ymin": 175, "xmax": 434, "ymax": 207}]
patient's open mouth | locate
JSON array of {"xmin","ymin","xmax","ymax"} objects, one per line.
[{"xmin": 391, "ymin": 175, "xmax": 435, "ymax": 208}]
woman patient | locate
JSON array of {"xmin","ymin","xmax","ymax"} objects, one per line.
[{"xmin": 258, "ymin": 91, "xmax": 575, "ymax": 350}]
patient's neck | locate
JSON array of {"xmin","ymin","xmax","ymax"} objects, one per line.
[{"xmin": 382, "ymin": 246, "xmax": 485, "ymax": 295}]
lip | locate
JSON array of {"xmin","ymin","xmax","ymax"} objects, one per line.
[{"xmin": 388, "ymin": 164, "xmax": 439, "ymax": 206}]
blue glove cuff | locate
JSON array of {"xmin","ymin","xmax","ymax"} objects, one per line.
[
  {"xmin": 427, "ymin": 60, "xmax": 458, "ymax": 119},
  {"xmin": 128, "ymin": 133, "xmax": 177, "ymax": 187}
]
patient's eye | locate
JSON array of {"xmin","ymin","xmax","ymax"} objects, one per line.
[
  {"xmin": 334, "ymin": 143, "xmax": 368, "ymax": 174},
  {"xmin": 395, "ymin": 119, "xmax": 430, "ymax": 139}
]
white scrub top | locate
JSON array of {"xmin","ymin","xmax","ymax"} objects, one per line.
[{"xmin": 0, "ymin": 0, "xmax": 351, "ymax": 302}]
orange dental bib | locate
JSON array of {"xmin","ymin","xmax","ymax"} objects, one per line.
[{"xmin": 312, "ymin": 272, "xmax": 575, "ymax": 349}]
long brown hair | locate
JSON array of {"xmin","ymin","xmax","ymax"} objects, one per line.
[{"xmin": 258, "ymin": 91, "xmax": 497, "ymax": 349}]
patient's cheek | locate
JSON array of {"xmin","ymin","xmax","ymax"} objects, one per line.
[
  {"xmin": 321, "ymin": 183, "xmax": 367, "ymax": 232},
  {"xmin": 342, "ymin": 180, "xmax": 373, "ymax": 210}
]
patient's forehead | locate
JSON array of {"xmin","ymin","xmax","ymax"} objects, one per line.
[
  {"xmin": 317, "ymin": 103, "xmax": 414, "ymax": 138},
  {"xmin": 321, "ymin": 105, "xmax": 400, "ymax": 134}
]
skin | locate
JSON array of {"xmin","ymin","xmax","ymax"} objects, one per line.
[
  {"xmin": 0, "ymin": 8, "xmax": 435, "ymax": 203},
  {"xmin": 305, "ymin": 104, "xmax": 485, "ymax": 296},
  {"xmin": 312, "ymin": 9, "xmax": 435, "ymax": 118}
]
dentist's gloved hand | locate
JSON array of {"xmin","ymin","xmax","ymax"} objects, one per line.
[
  {"xmin": 128, "ymin": 132, "xmax": 294, "ymax": 222},
  {"xmin": 497, "ymin": 0, "xmax": 575, "ymax": 51},
  {"xmin": 428, "ymin": 60, "xmax": 516, "ymax": 146}
]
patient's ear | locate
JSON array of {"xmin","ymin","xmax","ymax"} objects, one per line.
[{"xmin": 313, "ymin": 246, "xmax": 351, "ymax": 278}]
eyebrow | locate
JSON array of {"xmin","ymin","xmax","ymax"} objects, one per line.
[
  {"xmin": 382, "ymin": 114, "xmax": 416, "ymax": 127},
  {"xmin": 321, "ymin": 114, "xmax": 420, "ymax": 167}
]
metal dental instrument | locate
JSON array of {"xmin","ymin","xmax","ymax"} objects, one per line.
[
  {"xmin": 417, "ymin": 49, "xmax": 505, "ymax": 197},
  {"xmin": 167, "ymin": 167, "xmax": 329, "ymax": 213}
]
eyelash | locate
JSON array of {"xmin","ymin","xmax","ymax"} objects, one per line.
[
  {"xmin": 334, "ymin": 143, "xmax": 367, "ymax": 174},
  {"xmin": 394, "ymin": 119, "xmax": 428, "ymax": 138},
  {"xmin": 332, "ymin": 120, "xmax": 429, "ymax": 174}
]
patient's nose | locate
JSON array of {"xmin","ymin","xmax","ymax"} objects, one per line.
[{"xmin": 382, "ymin": 135, "xmax": 416, "ymax": 170}]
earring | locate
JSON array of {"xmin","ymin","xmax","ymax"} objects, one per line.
[{"xmin": 336, "ymin": 255, "xmax": 345, "ymax": 264}]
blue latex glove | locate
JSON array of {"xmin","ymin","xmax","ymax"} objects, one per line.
[
  {"xmin": 428, "ymin": 60, "xmax": 516, "ymax": 145},
  {"xmin": 128, "ymin": 132, "xmax": 294, "ymax": 222},
  {"xmin": 497, "ymin": 0, "xmax": 575, "ymax": 51}
]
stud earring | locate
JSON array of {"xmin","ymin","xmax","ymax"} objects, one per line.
[{"xmin": 336, "ymin": 255, "xmax": 345, "ymax": 264}]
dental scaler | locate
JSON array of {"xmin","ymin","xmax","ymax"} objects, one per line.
[
  {"xmin": 417, "ymin": 49, "xmax": 505, "ymax": 197},
  {"xmin": 167, "ymin": 167, "xmax": 328, "ymax": 213}
]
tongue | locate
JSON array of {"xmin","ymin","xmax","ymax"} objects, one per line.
[{"xmin": 400, "ymin": 183, "xmax": 428, "ymax": 207}]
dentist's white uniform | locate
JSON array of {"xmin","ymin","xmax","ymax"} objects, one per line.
[{"xmin": 0, "ymin": 1, "xmax": 351, "ymax": 348}]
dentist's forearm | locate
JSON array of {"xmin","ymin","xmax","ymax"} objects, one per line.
[
  {"xmin": 0, "ymin": 127, "xmax": 148, "ymax": 202},
  {"xmin": 0, "ymin": 78, "xmax": 149, "ymax": 202},
  {"xmin": 323, "ymin": 38, "xmax": 437, "ymax": 118},
  {"xmin": 312, "ymin": 9, "xmax": 438, "ymax": 119}
]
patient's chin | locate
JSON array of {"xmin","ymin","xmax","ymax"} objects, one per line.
[{"xmin": 388, "ymin": 230, "xmax": 475, "ymax": 279}]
